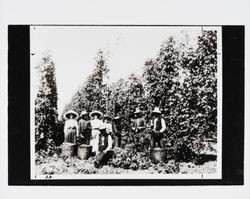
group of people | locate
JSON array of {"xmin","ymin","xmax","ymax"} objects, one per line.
[
  {"xmin": 130, "ymin": 107, "xmax": 167, "ymax": 148},
  {"xmin": 63, "ymin": 107, "xmax": 166, "ymax": 167}
]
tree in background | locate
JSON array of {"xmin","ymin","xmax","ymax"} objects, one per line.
[
  {"xmin": 106, "ymin": 73, "xmax": 146, "ymax": 128},
  {"xmin": 105, "ymin": 73, "xmax": 148, "ymax": 149},
  {"xmin": 108, "ymin": 78, "xmax": 128, "ymax": 120},
  {"xmin": 172, "ymin": 30, "xmax": 217, "ymax": 162},
  {"xmin": 35, "ymin": 52, "xmax": 58, "ymax": 150},
  {"xmin": 181, "ymin": 30, "xmax": 217, "ymax": 142},
  {"xmin": 62, "ymin": 50, "xmax": 109, "ymax": 118},
  {"xmin": 123, "ymin": 73, "xmax": 146, "ymax": 128},
  {"xmin": 60, "ymin": 31, "xmax": 217, "ymax": 163},
  {"xmin": 143, "ymin": 36, "xmax": 183, "ymax": 138},
  {"xmin": 143, "ymin": 36, "xmax": 188, "ymax": 156},
  {"xmin": 143, "ymin": 37, "xmax": 181, "ymax": 109},
  {"xmin": 143, "ymin": 31, "xmax": 217, "ymax": 162},
  {"xmin": 196, "ymin": 31, "xmax": 217, "ymax": 141}
]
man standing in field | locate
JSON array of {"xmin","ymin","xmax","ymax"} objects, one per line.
[
  {"xmin": 150, "ymin": 107, "xmax": 166, "ymax": 149},
  {"xmin": 131, "ymin": 107, "xmax": 146, "ymax": 132},
  {"xmin": 131, "ymin": 107, "xmax": 146, "ymax": 144},
  {"xmin": 113, "ymin": 116, "xmax": 122, "ymax": 147}
]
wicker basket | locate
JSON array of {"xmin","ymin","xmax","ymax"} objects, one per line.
[
  {"xmin": 60, "ymin": 143, "xmax": 76, "ymax": 157},
  {"xmin": 151, "ymin": 147, "xmax": 167, "ymax": 163},
  {"xmin": 77, "ymin": 144, "xmax": 92, "ymax": 160}
]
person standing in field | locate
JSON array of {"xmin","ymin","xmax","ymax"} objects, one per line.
[
  {"xmin": 131, "ymin": 107, "xmax": 146, "ymax": 132},
  {"xmin": 89, "ymin": 110, "xmax": 103, "ymax": 153},
  {"xmin": 113, "ymin": 116, "xmax": 122, "ymax": 147},
  {"xmin": 78, "ymin": 110, "xmax": 91, "ymax": 145},
  {"xmin": 103, "ymin": 115, "xmax": 113, "ymax": 135},
  {"xmin": 150, "ymin": 107, "xmax": 166, "ymax": 149},
  {"xmin": 63, "ymin": 110, "xmax": 79, "ymax": 144},
  {"xmin": 130, "ymin": 107, "xmax": 146, "ymax": 144}
]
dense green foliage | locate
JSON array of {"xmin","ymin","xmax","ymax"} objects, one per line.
[
  {"xmin": 62, "ymin": 50, "xmax": 109, "ymax": 118},
  {"xmin": 35, "ymin": 147, "xmax": 180, "ymax": 174},
  {"xmin": 35, "ymin": 53, "xmax": 58, "ymax": 149},
  {"xmin": 37, "ymin": 31, "xmax": 218, "ymax": 164},
  {"xmin": 143, "ymin": 31, "xmax": 217, "ymax": 160}
]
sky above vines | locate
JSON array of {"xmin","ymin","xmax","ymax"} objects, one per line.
[{"xmin": 30, "ymin": 26, "xmax": 204, "ymax": 116}]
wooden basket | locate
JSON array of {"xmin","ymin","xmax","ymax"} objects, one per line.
[
  {"xmin": 77, "ymin": 144, "xmax": 92, "ymax": 160},
  {"xmin": 151, "ymin": 147, "xmax": 167, "ymax": 163},
  {"xmin": 60, "ymin": 143, "xmax": 76, "ymax": 157}
]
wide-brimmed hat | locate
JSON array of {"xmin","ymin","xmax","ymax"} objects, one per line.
[
  {"xmin": 64, "ymin": 110, "xmax": 79, "ymax": 120},
  {"xmin": 90, "ymin": 110, "xmax": 103, "ymax": 118},
  {"xmin": 134, "ymin": 107, "xmax": 141, "ymax": 114},
  {"xmin": 80, "ymin": 110, "xmax": 88, "ymax": 117},
  {"xmin": 103, "ymin": 115, "xmax": 112, "ymax": 121},
  {"xmin": 152, "ymin": 107, "xmax": 161, "ymax": 114}
]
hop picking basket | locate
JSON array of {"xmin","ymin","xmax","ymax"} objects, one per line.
[
  {"xmin": 151, "ymin": 147, "xmax": 167, "ymax": 163},
  {"xmin": 77, "ymin": 144, "xmax": 92, "ymax": 160},
  {"xmin": 60, "ymin": 143, "xmax": 76, "ymax": 157}
]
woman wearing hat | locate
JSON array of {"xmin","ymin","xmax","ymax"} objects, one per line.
[
  {"xmin": 150, "ymin": 107, "xmax": 166, "ymax": 149},
  {"xmin": 63, "ymin": 110, "xmax": 79, "ymax": 144},
  {"xmin": 78, "ymin": 110, "xmax": 91, "ymax": 145},
  {"xmin": 89, "ymin": 110, "xmax": 103, "ymax": 153}
]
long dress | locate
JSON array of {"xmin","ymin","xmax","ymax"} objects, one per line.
[
  {"xmin": 90, "ymin": 119, "xmax": 103, "ymax": 152},
  {"xmin": 64, "ymin": 119, "xmax": 79, "ymax": 144}
]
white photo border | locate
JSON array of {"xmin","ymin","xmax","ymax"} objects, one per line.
[{"xmin": 30, "ymin": 25, "xmax": 222, "ymax": 180}]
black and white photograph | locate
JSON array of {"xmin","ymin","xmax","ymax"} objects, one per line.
[
  {"xmin": 1, "ymin": 0, "xmax": 248, "ymax": 198},
  {"xmin": 30, "ymin": 26, "xmax": 222, "ymax": 179}
]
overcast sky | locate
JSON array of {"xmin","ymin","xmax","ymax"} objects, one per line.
[{"xmin": 30, "ymin": 26, "xmax": 204, "ymax": 116}]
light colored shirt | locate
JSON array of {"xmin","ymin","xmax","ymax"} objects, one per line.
[
  {"xmin": 104, "ymin": 123, "xmax": 113, "ymax": 134},
  {"xmin": 64, "ymin": 119, "xmax": 79, "ymax": 136},
  {"xmin": 153, "ymin": 118, "xmax": 166, "ymax": 133},
  {"xmin": 90, "ymin": 119, "xmax": 103, "ymax": 130},
  {"xmin": 90, "ymin": 119, "xmax": 103, "ymax": 152}
]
